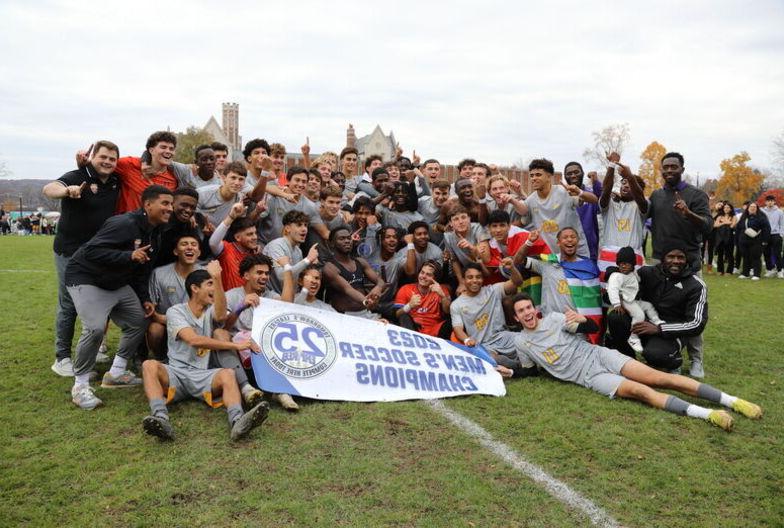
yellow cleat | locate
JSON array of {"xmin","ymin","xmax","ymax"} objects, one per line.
[
  {"xmin": 731, "ymin": 399, "xmax": 762, "ymax": 419},
  {"xmin": 708, "ymin": 410, "xmax": 734, "ymax": 432}
]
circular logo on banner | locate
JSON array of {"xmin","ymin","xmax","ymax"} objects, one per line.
[{"xmin": 260, "ymin": 313, "xmax": 338, "ymax": 379}]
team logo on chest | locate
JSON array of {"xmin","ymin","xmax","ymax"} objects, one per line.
[{"xmin": 260, "ymin": 313, "xmax": 338, "ymax": 378}]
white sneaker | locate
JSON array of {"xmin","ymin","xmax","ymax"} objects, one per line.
[
  {"xmin": 51, "ymin": 358, "xmax": 74, "ymax": 377},
  {"xmin": 71, "ymin": 384, "xmax": 103, "ymax": 410},
  {"xmin": 627, "ymin": 335, "xmax": 644, "ymax": 354},
  {"xmin": 751, "ymin": 276, "xmax": 760, "ymax": 281},
  {"xmin": 732, "ymin": 268, "xmax": 740, "ymax": 275},
  {"xmin": 764, "ymin": 270, "xmax": 776, "ymax": 278},
  {"xmin": 778, "ymin": 271, "xmax": 784, "ymax": 279},
  {"xmin": 738, "ymin": 275, "xmax": 748, "ymax": 279},
  {"xmin": 689, "ymin": 358, "xmax": 705, "ymax": 379}
]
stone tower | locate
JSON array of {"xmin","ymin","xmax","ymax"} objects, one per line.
[
  {"xmin": 222, "ymin": 102, "xmax": 240, "ymax": 149},
  {"xmin": 346, "ymin": 123, "xmax": 356, "ymax": 149}
]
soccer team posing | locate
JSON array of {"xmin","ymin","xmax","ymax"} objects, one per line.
[{"xmin": 43, "ymin": 131, "xmax": 763, "ymax": 441}]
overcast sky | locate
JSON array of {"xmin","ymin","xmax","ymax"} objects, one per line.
[{"xmin": 1, "ymin": 0, "xmax": 783, "ymax": 181}]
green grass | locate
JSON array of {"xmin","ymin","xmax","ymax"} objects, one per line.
[{"xmin": 1, "ymin": 236, "xmax": 782, "ymax": 527}]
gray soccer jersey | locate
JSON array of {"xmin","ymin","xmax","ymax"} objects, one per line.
[
  {"xmin": 395, "ymin": 243, "xmax": 443, "ymax": 274},
  {"xmin": 524, "ymin": 185, "xmax": 589, "ymax": 257},
  {"xmin": 294, "ymin": 290, "xmax": 336, "ymax": 312},
  {"xmin": 367, "ymin": 251, "xmax": 404, "ymax": 303},
  {"xmin": 514, "ymin": 312, "xmax": 630, "ymax": 395},
  {"xmin": 262, "ymin": 236, "xmax": 311, "ymax": 294},
  {"xmin": 174, "ymin": 162, "xmax": 221, "ymax": 190},
  {"xmin": 600, "ymin": 198, "xmax": 647, "ymax": 251},
  {"xmin": 443, "ymin": 222, "xmax": 490, "ymax": 266},
  {"xmin": 165, "ymin": 303, "xmax": 217, "ymax": 370},
  {"xmin": 525, "ymin": 256, "xmax": 574, "ymax": 315},
  {"xmin": 225, "ymin": 286, "xmax": 279, "ymax": 333},
  {"xmin": 149, "ymin": 263, "xmax": 203, "ymax": 315},
  {"xmin": 197, "ymin": 185, "xmax": 243, "ymax": 227},
  {"xmin": 259, "ymin": 195, "xmax": 323, "ymax": 244},
  {"xmin": 451, "ymin": 283, "xmax": 505, "ymax": 340},
  {"xmin": 417, "ymin": 196, "xmax": 444, "ymax": 245},
  {"xmin": 375, "ymin": 207, "xmax": 424, "ymax": 231},
  {"xmin": 450, "ymin": 283, "xmax": 517, "ymax": 356}
]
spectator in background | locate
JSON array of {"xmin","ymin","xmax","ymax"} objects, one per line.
[
  {"xmin": 713, "ymin": 202, "xmax": 737, "ymax": 276},
  {"xmin": 761, "ymin": 195, "xmax": 784, "ymax": 278},
  {"xmin": 737, "ymin": 202, "xmax": 771, "ymax": 280}
]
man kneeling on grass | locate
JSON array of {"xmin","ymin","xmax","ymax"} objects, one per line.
[
  {"xmin": 510, "ymin": 293, "xmax": 762, "ymax": 431},
  {"xmin": 141, "ymin": 262, "xmax": 269, "ymax": 441}
]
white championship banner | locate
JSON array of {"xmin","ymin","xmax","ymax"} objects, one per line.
[{"xmin": 249, "ymin": 299, "xmax": 506, "ymax": 402}]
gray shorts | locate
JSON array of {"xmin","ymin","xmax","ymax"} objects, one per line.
[
  {"xmin": 580, "ymin": 346, "xmax": 632, "ymax": 398},
  {"xmin": 165, "ymin": 364, "xmax": 223, "ymax": 408}
]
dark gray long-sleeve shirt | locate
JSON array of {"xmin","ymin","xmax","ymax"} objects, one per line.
[{"xmin": 648, "ymin": 181, "xmax": 711, "ymax": 271}]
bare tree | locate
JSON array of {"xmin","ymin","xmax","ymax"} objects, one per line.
[
  {"xmin": 583, "ymin": 123, "xmax": 631, "ymax": 170},
  {"xmin": 772, "ymin": 129, "xmax": 784, "ymax": 177}
]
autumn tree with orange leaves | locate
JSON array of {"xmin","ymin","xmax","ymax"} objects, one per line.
[
  {"xmin": 638, "ymin": 141, "xmax": 666, "ymax": 197},
  {"xmin": 716, "ymin": 152, "xmax": 763, "ymax": 205}
]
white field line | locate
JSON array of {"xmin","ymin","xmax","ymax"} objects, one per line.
[{"xmin": 426, "ymin": 399, "xmax": 622, "ymax": 528}]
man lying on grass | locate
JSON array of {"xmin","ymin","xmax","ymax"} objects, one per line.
[
  {"xmin": 509, "ymin": 293, "xmax": 762, "ymax": 431},
  {"xmin": 141, "ymin": 262, "xmax": 269, "ymax": 441}
]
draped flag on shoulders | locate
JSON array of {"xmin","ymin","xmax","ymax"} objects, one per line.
[{"xmin": 539, "ymin": 253, "xmax": 603, "ymax": 344}]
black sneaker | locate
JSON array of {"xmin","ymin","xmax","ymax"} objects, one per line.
[
  {"xmin": 143, "ymin": 415, "xmax": 175, "ymax": 441},
  {"xmin": 230, "ymin": 401, "xmax": 270, "ymax": 441}
]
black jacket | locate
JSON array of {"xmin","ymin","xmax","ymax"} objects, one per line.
[
  {"xmin": 737, "ymin": 212, "xmax": 771, "ymax": 245},
  {"xmin": 64, "ymin": 209, "xmax": 163, "ymax": 302},
  {"xmin": 638, "ymin": 264, "xmax": 708, "ymax": 339}
]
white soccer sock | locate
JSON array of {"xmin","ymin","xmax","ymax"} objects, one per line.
[
  {"xmin": 74, "ymin": 374, "xmax": 91, "ymax": 387},
  {"xmin": 685, "ymin": 404, "xmax": 712, "ymax": 420},
  {"xmin": 108, "ymin": 356, "xmax": 128, "ymax": 377},
  {"xmin": 720, "ymin": 393, "xmax": 737, "ymax": 407}
]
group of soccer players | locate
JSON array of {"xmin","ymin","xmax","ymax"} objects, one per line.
[{"xmin": 44, "ymin": 130, "xmax": 762, "ymax": 441}]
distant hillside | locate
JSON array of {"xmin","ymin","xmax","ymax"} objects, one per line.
[{"xmin": 0, "ymin": 179, "xmax": 59, "ymax": 212}]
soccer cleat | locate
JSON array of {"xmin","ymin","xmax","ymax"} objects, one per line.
[
  {"xmin": 764, "ymin": 269, "xmax": 776, "ymax": 278},
  {"xmin": 273, "ymin": 393, "xmax": 300, "ymax": 412},
  {"xmin": 738, "ymin": 275, "xmax": 748, "ymax": 279},
  {"xmin": 52, "ymin": 358, "xmax": 75, "ymax": 377},
  {"xmin": 230, "ymin": 401, "xmax": 270, "ymax": 441},
  {"xmin": 731, "ymin": 399, "xmax": 762, "ymax": 419},
  {"xmin": 241, "ymin": 385, "xmax": 264, "ymax": 408},
  {"xmin": 143, "ymin": 415, "xmax": 175, "ymax": 441},
  {"xmin": 689, "ymin": 359, "xmax": 705, "ymax": 379},
  {"xmin": 778, "ymin": 270, "xmax": 784, "ymax": 279},
  {"xmin": 72, "ymin": 385, "xmax": 103, "ymax": 410},
  {"xmin": 751, "ymin": 276, "xmax": 760, "ymax": 281},
  {"xmin": 707, "ymin": 410, "xmax": 734, "ymax": 432},
  {"xmin": 101, "ymin": 370, "xmax": 142, "ymax": 388}
]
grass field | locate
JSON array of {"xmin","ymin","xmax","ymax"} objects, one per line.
[{"xmin": 1, "ymin": 236, "xmax": 782, "ymax": 527}]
